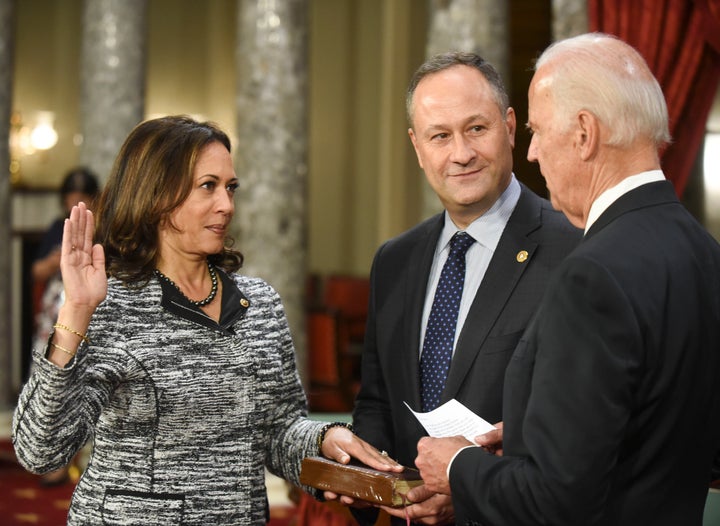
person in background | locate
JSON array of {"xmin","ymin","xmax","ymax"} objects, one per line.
[
  {"xmin": 413, "ymin": 33, "xmax": 720, "ymax": 526},
  {"xmin": 29, "ymin": 167, "xmax": 99, "ymax": 486},
  {"xmin": 13, "ymin": 115, "xmax": 400, "ymax": 525},
  {"xmin": 347, "ymin": 52, "xmax": 580, "ymax": 525},
  {"xmin": 31, "ymin": 167, "xmax": 100, "ymax": 347}
]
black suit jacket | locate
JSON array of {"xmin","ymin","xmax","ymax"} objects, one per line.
[
  {"xmin": 450, "ymin": 181, "xmax": 720, "ymax": 526},
  {"xmin": 351, "ymin": 184, "xmax": 580, "ymax": 524}
]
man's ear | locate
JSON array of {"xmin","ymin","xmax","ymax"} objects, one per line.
[
  {"xmin": 505, "ymin": 107, "xmax": 517, "ymax": 149},
  {"xmin": 408, "ymin": 128, "xmax": 423, "ymax": 169},
  {"xmin": 576, "ymin": 110, "xmax": 599, "ymax": 161}
]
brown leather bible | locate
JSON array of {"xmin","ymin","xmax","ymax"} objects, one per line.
[{"xmin": 299, "ymin": 456, "xmax": 423, "ymax": 507}]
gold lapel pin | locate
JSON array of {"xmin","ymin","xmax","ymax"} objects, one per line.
[
  {"xmin": 516, "ymin": 250, "xmax": 529, "ymax": 263},
  {"xmin": 240, "ymin": 298, "xmax": 249, "ymax": 307}
]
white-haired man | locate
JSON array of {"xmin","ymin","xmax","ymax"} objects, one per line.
[{"xmin": 413, "ymin": 33, "xmax": 720, "ymax": 526}]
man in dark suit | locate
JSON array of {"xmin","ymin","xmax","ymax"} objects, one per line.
[
  {"xmin": 413, "ymin": 33, "xmax": 720, "ymax": 526},
  {"xmin": 349, "ymin": 52, "xmax": 580, "ymax": 525}
]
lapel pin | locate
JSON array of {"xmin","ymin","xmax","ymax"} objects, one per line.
[
  {"xmin": 240, "ymin": 298, "xmax": 249, "ymax": 307},
  {"xmin": 516, "ymin": 250, "xmax": 529, "ymax": 263}
]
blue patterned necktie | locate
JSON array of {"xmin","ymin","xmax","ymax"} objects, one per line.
[{"xmin": 420, "ymin": 231, "xmax": 475, "ymax": 412}]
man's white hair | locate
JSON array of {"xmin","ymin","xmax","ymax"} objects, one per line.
[{"xmin": 535, "ymin": 33, "xmax": 671, "ymax": 148}]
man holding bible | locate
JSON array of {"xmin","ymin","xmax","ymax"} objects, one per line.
[{"xmin": 348, "ymin": 51, "xmax": 580, "ymax": 525}]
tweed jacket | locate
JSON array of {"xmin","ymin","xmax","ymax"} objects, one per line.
[{"xmin": 13, "ymin": 271, "xmax": 324, "ymax": 525}]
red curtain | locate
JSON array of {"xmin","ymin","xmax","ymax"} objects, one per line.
[{"xmin": 588, "ymin": 0, "xmax": 720, "ymax": 197}]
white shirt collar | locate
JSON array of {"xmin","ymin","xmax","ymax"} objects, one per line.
[{"xmin": 585, "ymin": 170, "xmax": 665, "ymax": 233}]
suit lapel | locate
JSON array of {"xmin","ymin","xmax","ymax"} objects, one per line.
[
  {"xmin": 402, "ymin": 215, "xmax": 444, "ymax": 411},
  {"xmin": 442, "ymin": 187, "xmax": 541, "ymax": 402}
]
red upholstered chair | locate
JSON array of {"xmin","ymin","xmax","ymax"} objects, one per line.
[
  {"xmin": 305, "ymin": 274, "xmax": 369, "ymax": 413},
  {"xmin": 322, "ymin": 275, "xmax": 370, "ymax": 345},
  {"xmin": 306, "ymin": 307, "xmax": 358, "ymax": 412}
]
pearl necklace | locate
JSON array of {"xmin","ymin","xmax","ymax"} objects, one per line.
[{"xmin": 155, "ymin": 261, "xmax": 218, "ymax": 307}]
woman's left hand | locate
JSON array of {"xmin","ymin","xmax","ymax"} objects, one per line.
[
  {"xmin": 320, "ymin": 426, "xmax": 404, "ymax": 505},
  {"xmin": 321, "ymin": 426, "xmax": 402, "ymax": 471}
]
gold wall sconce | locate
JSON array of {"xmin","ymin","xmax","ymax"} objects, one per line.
[{"xmin": 9, "ymin": 110, "xmax": 59, "ymax": 185}]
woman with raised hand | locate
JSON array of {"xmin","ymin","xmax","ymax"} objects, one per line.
[{"xmin": 13, "ymin": 115, "xmax": 398, "ymax": 525}]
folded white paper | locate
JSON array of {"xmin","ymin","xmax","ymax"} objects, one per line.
[{"xmin": 405, "ymin": 399, "xmax": 496, "ymax": 442}]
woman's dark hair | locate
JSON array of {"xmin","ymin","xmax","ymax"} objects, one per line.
[{"xmin": 94, "ymin": 115, "xmax": 243, "ymax": 285}]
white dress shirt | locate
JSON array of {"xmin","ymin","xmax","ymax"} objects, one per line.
[{"xmin": 585, "ymin": 170, "xmax": 666, "ymax": 233}]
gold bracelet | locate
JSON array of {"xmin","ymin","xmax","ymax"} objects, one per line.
[
  {"xmin": 317, "ymin": 421, "xmax": 354, "ymax": 454},
  {"xmin": 53, "ymin": 323, "xmax": 90, "ymax": 344},
  {"xmin": 51, "ymin": 342, "xmax": 76, "ymax": 357}
]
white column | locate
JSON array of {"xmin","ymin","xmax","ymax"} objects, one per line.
[
  {"xmin": 551, "ymin": 0, "xmax": 588, "ymax": 40},
  {"xmin": 79, "ymin": 0, "xmax": 147, "ymax": 182},
  {"xmin": 234, "ymin": 0, "xmax": 309, "ymax": 383}
]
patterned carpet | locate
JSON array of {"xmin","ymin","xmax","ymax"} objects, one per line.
[
  {"xmin": 0, "ymin": 439, "xmax": 74, "ymax": 526},
  {"xmin": 0, "ymin": 439, "xmax": 296, "ymax": 525}
]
